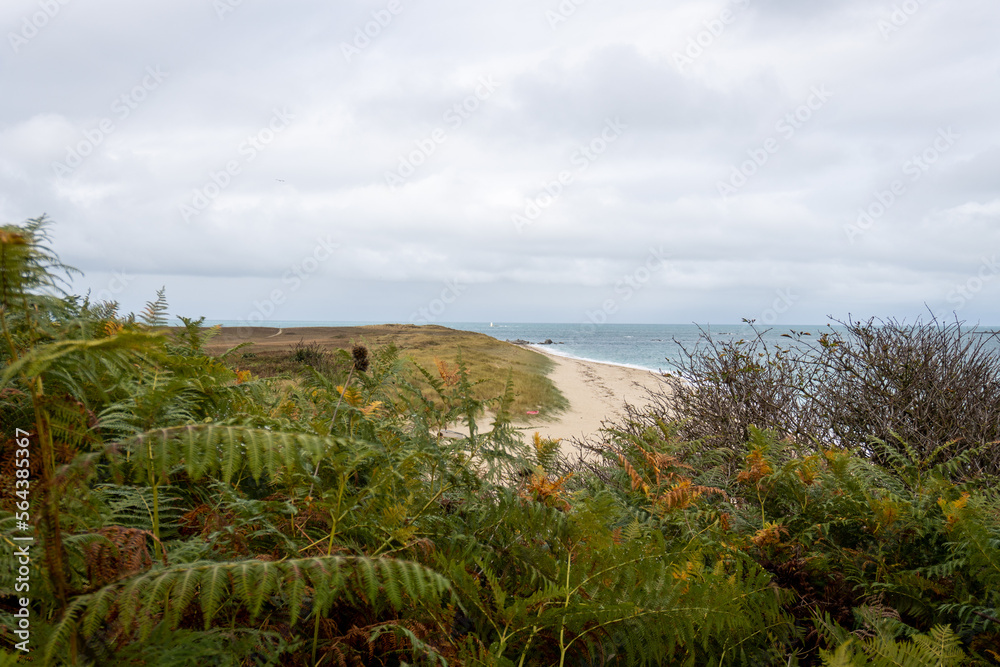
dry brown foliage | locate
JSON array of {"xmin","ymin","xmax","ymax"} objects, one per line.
[
  {"xmin": 646, "ymin": 317, "xmax": 1000, "ymax": 477},
  {"xmin": 84, "ymin": 526, "xmax": 166, "ymax": 589}
]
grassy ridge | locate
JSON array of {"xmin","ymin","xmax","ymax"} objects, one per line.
[{"xmin": 203, "ymin": 324, "xmax": 569, "ymax": 421}]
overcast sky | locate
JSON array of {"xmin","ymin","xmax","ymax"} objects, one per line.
[{"xmin": 2, "ymin": 0, "xmax": 999, "ymax": 326}]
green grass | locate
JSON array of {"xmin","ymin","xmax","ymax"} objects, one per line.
[{"xmin": 206, "ymin": 325, "xmax": 568, "ymax": 422}]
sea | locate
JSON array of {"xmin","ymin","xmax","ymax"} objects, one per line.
[{"xmin": 198, "ymin": 320, "xmax": 854, "ymax": 372}]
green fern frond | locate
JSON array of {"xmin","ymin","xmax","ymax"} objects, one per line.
[
  {"xmin": 859, "ymin": 624, "xmax": 965, "ymax": 667},
  {"xmin": 912, "ymin": 625, "xmax": 966, "ymax": 664},
  {"xmin": 170, "ymin": 315, "xmax": 225, "ymax": 355},
  {"xmin": 140, "ymin": 287, "xmax": 169, "ymax": 328},
  {"xmin": 1, "ymin": 332, "xmax": 163, "ymax": 388},
  {"xmin": 108, "ymin": 623, "xmax": 294, "ymax": 666},
  {"xmin": 117, "ymin": 424, "xmax": 363, "ymax": 484},
  {"xmin": 820, "ymin": 640, "xmax": 863, "ymax": 667},
  {"xmin": 41, "ymin": 595, "xmax": 90, "ymax": 665},
  {"xmin": 91, "ymin": 484, "xmax": 184, "ymax": 535},
  {"xmin": 1, "ymin": 215, "xmax": 79, "ymax": 310},
  {"xmin": 46, "ymin": 556, "xmax": 450, "ymax": 659}
]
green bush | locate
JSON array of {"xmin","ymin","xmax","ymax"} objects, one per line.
[
  {"xmin": 651, "ymin": 319, "xmax": 1000, "ymax": 478},
  {"xmin": 3, "ymin": 217, "xmax": 999, "ymax": 665},
  {"xmin": 583, "ymin": 418, "xmax": 1000, "ymax": 664}
]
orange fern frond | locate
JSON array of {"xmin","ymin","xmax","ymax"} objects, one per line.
[
  {"xmin": 737, "ymin": 448, "xmax": 773, "ymax": 486},
  {"xmin": 617, "ymin": 453, "xmax": 649, "ymax": 495},
  {"xmin": 523, "ymin": 471, "xmax": 574, "ymax": 510},
  {"xmin": 656, "ymin": 480, "xmax": 727, "ymax": 511},
  {"xmin": 750, "ymin": 522, "xmax": 787, "ymax": 548},
  {"xmin": 434, "ymin": 359, "xmax": 460, "ymax": 386}
]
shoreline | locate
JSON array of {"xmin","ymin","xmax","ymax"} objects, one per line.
[
  {"xmin": 522, "ymin": 346, "xmax": 668, "ymax": 452},
  {"xmin": 200, "ymin": 325, "xmax": 669, "ymax": 453},
  {"xmin": 523, "ymin": 343, "xmax": 667, "ymax": 374}
]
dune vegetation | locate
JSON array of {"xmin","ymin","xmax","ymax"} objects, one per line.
[
  {"xmin": 2, "ymin": 217, "xmax": 999, "ymax": 665},
  {"xmin": 201, "ymin": 324, "xmax": 569, "ymax": 422}
]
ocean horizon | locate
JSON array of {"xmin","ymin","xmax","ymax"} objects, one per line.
[{"xmin": 195, "ymin": 320, "xmax": 865, "ymax": 372}]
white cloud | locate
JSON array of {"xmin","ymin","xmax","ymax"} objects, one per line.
[{"xmin": 2, "ymin": 0, "xmax": 999, "ymax": 323}]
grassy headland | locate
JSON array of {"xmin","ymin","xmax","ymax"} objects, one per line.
[{"xmin": 203, "ymin": 324, "xmax": 569, "ymax": 421}]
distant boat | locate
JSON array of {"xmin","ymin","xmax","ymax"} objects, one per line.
[{"xmin": 490, "ymin": 322, "xmax": 494, "ymax": 327}]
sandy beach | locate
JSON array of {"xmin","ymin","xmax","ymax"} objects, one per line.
[
  {"xmin": 202, "ymin": 326, "xmax": 669, "ymax": 456},
  {"xmin": 520, "ymin": 347, "xmax": 668, "ymax": 453}
]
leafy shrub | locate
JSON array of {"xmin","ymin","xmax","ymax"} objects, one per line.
[
  {"xmin": 653, "ymin": 318, "xmax": 1000, "ymax": 477},
  {"xmin": 4, "ymin": 217, "xmax": 999, "ymax": 665},
  {"xmin": 811, "ymin": 318, "xmax": 1000, "ymax": 476},
  {"xmin": 584, "ymin": 418, "xmax": 1000, "ymax": 664},
  {"xmin": 290, "ymin": 339, "xmax": 331, "ymax": 369}
]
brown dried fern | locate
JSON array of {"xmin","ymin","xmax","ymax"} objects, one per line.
[
  {"xmin": 84, "ymin": 526, "xmax": 166, "ymax": 589},
  {"xmin": 617, "ymin": 453, "xmax": 647, "ymax": 493}
]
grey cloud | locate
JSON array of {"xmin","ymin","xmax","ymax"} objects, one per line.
[{"xmin": 3, "ymin": 0, "xmax": 999, "ymax": 323}]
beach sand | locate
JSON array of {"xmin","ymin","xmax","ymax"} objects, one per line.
[
  {"xmin": 201, "ymin": 326, "xmax": 668, "ymax": 457},
  {"xmin": 520, "ymin": 347, "xmax": 668, "ymax": 454}
]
